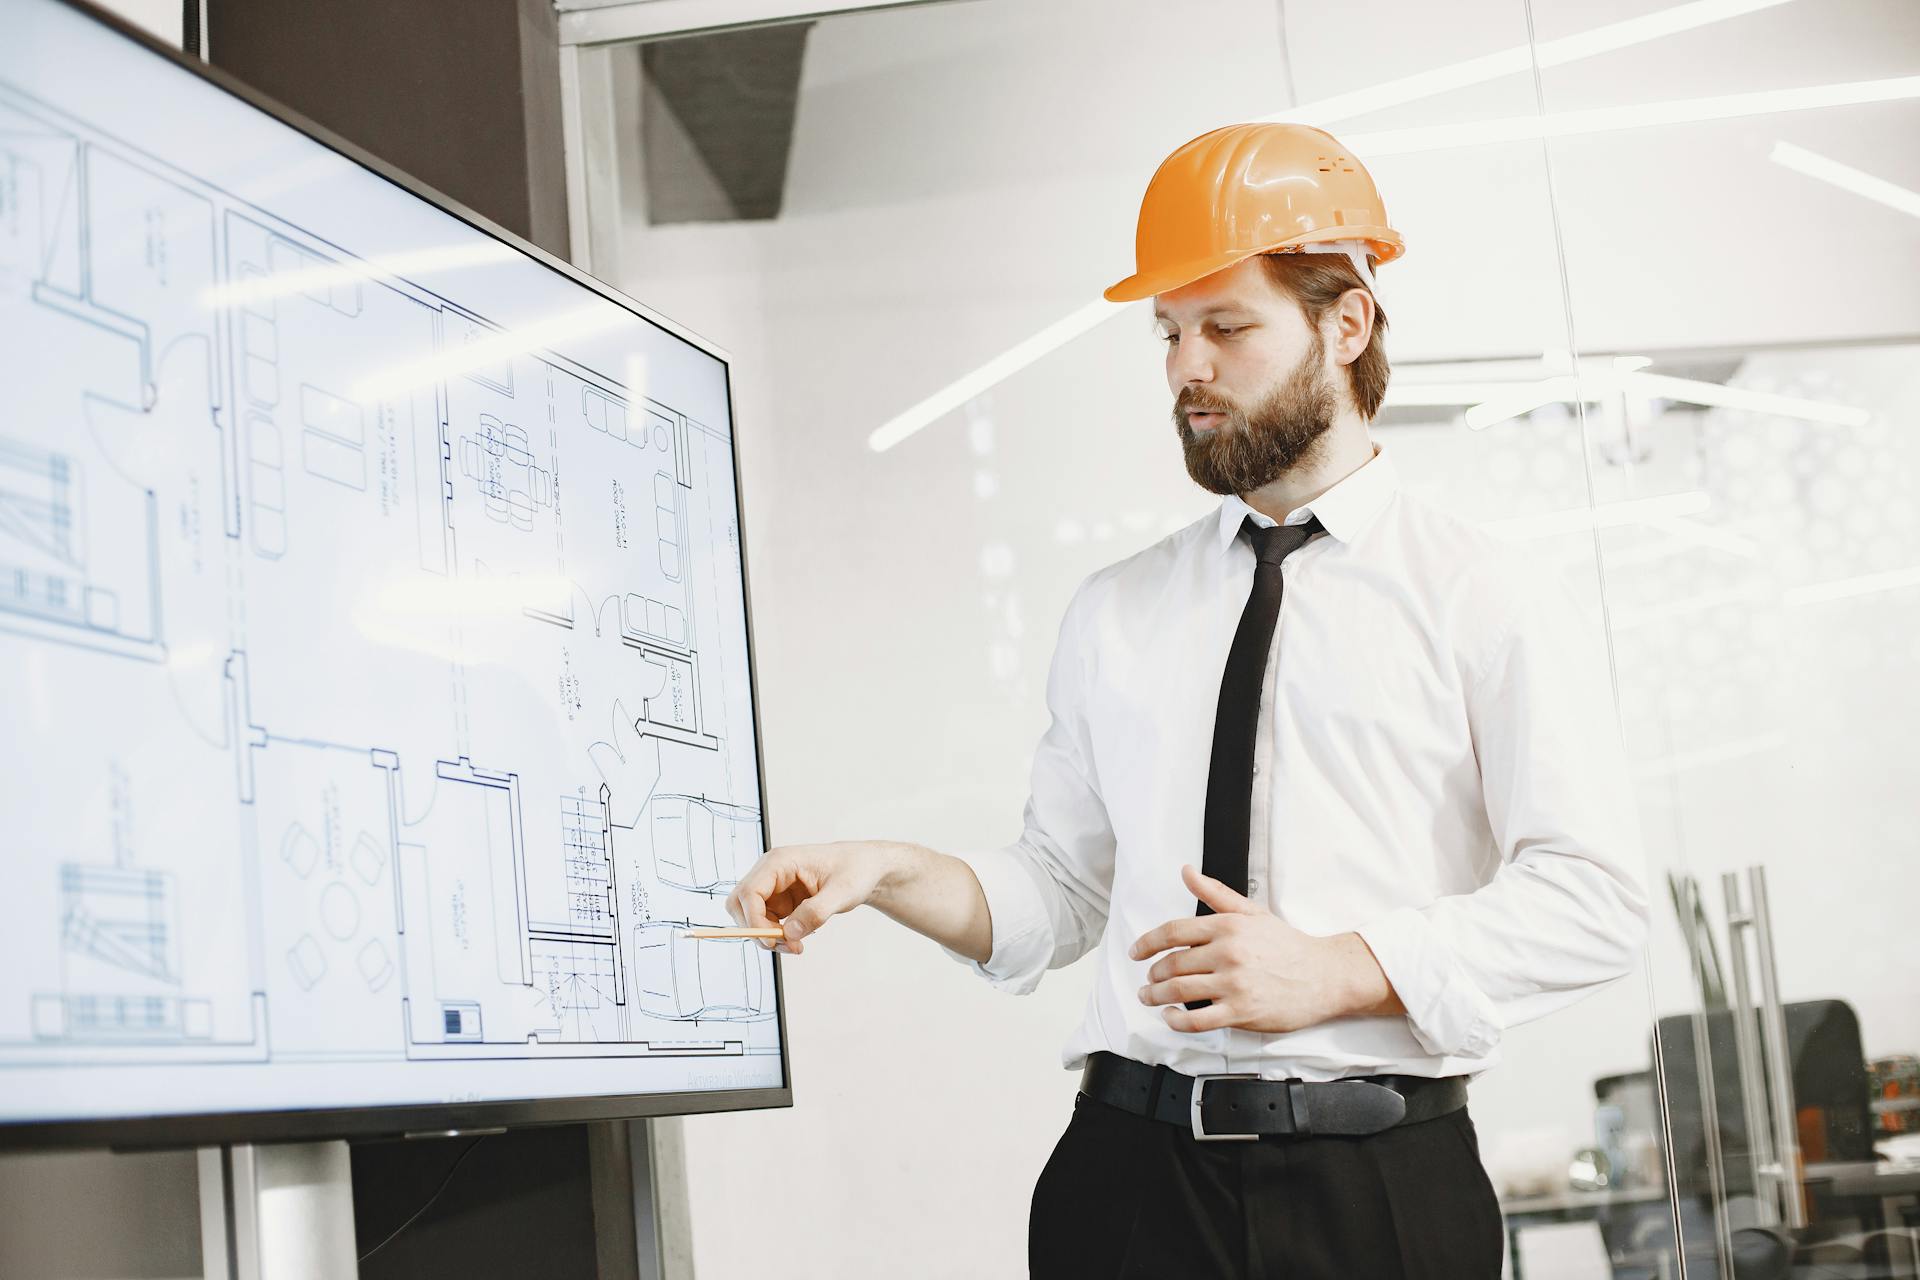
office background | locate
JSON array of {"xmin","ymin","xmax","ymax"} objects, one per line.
[{"xmin": 3, "ymin": 1, "xmax": 1916, "ymax": 1277}]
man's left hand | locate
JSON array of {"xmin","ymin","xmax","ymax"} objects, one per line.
[{"xmin": 1129, "ymin": 865, "xmax": 1403, "ymax": 1034}]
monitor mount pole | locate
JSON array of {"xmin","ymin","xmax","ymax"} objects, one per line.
[{"xmin": 197, "ymin": 1141, "xmax": 358, "ymax": 1280}]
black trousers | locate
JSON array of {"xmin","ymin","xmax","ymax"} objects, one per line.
[{"xmin": 1029, "ymin": 1090, "xmax": 1505, "ymax": 1279}]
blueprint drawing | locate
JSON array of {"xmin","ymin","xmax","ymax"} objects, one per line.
[{"xmin": 0, "ymin": 66, "xmax": 780, "ymax": 1121}]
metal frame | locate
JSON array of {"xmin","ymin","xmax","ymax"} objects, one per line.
[
  {"xmin": 4, "ymin": 0, "xmax": 792, "ymax": 1152},
  {"xmin": 196, "ymin": 1140, "xmax": 359, "ymax": 1279},
  {"xmin": 1679, "ymin": 877, "xmax": 1739, "ymax": 1280},
  {"xmin": 557, "ymin": 41, "xmax": 596, "ymax": 274},
  {"xmin": 557, "ymin": 38, "xmax": 634, "ymax": 281},
  {"xmin": 557, "ymin": 0, "xmax": 976, "ymax": 47},
  {"xmin": 1728, "ymin": 867, "xmax": 1808, "ymax": 1230}
]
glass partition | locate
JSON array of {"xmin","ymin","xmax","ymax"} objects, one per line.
[
  {"xmin": 568, "ymin": 1, "xmax": 1919, "ymax": 1274},
  {"xmin": 1529, "ymin": 0, "xmax": 1920, "ymax": 1273}
]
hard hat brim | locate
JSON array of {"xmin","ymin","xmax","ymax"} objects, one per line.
[{"xmin": 1102, "ymin": 226, "xmax": 1405, "ymax": 303}]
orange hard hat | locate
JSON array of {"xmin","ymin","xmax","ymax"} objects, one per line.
[{"xmin": 1104, "ymin": 122, "xmax": 1405, "ymax": 303}]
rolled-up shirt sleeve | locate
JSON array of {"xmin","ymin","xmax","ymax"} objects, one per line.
[
  {"xmin": 943, "ymin": 578, "xmax": 1117, "ymax": 994},
  {"xmin": 1357, "ymin": 556, "xmax": 1651, "ymax": 1058}
]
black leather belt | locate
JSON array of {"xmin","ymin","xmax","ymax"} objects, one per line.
[{"xmin": 1080, "ymin": 1051, "xmax": 1468, "ymax": 1141}]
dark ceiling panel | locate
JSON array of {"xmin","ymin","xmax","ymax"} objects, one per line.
[{"xmin": 642, "ymin": 23, "xmax": 813, "ymax": 224}]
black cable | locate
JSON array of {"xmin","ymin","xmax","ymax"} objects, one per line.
[{"xmin": 356, "ymin": 1135, "xmax": 490, "ymax": 1265}]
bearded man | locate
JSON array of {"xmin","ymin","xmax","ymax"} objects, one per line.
[{"xmin": 727, "ymin": 123, "xmax": 1648, "ymax": 1279}]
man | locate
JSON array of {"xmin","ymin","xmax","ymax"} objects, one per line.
[{"xmin": 726, "ymin": 123, "xmax": 1649, "ymax": 1278}]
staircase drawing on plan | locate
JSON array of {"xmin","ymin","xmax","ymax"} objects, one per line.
[{"xmin": 0, "ymin": 79, "xmax": 778, "ymax": 1078}]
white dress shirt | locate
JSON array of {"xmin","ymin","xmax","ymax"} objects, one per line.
[{"xmin": 947, "ymin": 444, "xmax": 1649, "ymax": 1081}]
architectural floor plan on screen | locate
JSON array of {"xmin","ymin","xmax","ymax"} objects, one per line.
[{"xmin": 0, "ymin": 82, "xmax": 780, "ymax": 1084}]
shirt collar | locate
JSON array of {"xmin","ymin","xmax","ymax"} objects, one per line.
[{"xmin": 1213, "ymin": 443, "xmax": 1399, "ymax": 553}]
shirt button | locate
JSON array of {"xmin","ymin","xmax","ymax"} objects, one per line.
[
  {"xmin": 1251, "ymin": 762, "xmax": 1262, "ymax": 776},
  {"xmin": 1247, "ymin": 877, "xmax": 1263, "ymax": 895}
]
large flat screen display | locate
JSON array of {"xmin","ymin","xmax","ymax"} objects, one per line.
[{"xmin": 1, "ymin": 0, "xmax": 787, "ymax": 1147}]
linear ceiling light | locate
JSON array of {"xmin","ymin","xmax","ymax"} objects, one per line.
[
  {"xmin": 1483, "ymin": 489, "xmax": 1711, "ymax": 539},
  {"xmin": 1464, "ymin": 376, "xmax": 1581, "ymax": 431},
  {"xmin": 353, "ymin": 304, "xmax": 625, "ymax": 401},
  {"xmin": 1256, "ymin": 0, "xmax": 1799, "ymax": 128},
  {"xmin": 1626, "ymin": 371, "xmax": 1871, "ymax": 426},
  {"xmin": 1769, "ymin": 140, "xmax": 1920, "ymax": 219},
  {"xmin": 1342, "ymin": 76, "xmax": 1920, "ymax": 158},
  {"xmin": 1461, "ymin": 369, "xmax": 1870, "ymax": 431},
  {"xmin": 202, "ymin": 242, "xmax": 518, "ymax": 310},
  {"xmin": 867, "ymin": 298, "xmax": 1122, "ymax": 453}
]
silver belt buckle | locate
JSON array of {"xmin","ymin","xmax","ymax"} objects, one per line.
[{"xmin": 1188, "ymin": 1073, "xmax": 1260, "ymax": 1142}]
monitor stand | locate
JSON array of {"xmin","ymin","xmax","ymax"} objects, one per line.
[{"xmin": 198, "ymin": 1141, "xmax": 357, "ymax": 1279}]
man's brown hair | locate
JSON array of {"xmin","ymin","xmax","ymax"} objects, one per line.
[{"xmin": 1257, "ymin": 252, "xmax": 1391, "ymax": 420}]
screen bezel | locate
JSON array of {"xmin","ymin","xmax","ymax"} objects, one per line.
[{"xmin": 3, "ymin": 0, "xmax": 792, "ymax": 1151}]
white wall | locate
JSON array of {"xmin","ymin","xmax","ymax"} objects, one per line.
[{"xmin": 601, "ymin": 1, "xmax": 1920, "ymax": 1274}]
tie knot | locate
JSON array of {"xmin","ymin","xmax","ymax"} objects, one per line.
[{"xmin": 1246, "ymin": 515, "xmax": 1322, "ymax": 566}]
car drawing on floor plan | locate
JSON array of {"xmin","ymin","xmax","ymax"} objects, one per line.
[
  {"xmin": 650, "ymin": 794, "xmax": 763, "ymax": 894},
  {"xmin": 629, "ymin": 921, "xmax": 773, "ymax": 1023}
]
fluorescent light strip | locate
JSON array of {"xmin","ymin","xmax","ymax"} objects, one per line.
[
  {"xmin": 865, "ymin": 0, "xmax": 1843, "ymax": 453},
  {"xmin": 1481, "ymin": 490, "xmax": 1711, "ymax": 539},
  {"xmin": 1463, "ymin": 369, "xmax": 1869, "ymax": 431},
  {"xmin": 1537, "ymin": 0, "xmax": 1799, "ymax": 64},
  {"xmin": 1257, "ymin": 0, "xmax": 1798, "ymax": 127},
  {"xmin": 1626, "ymin": 371, "xmax": 1870, "ymax": 425},
  {"xmin": 1342, "ymin": 76, "xmax": 1920, "ymax": 157},
  {"xmin": 1783, "ymin": 564, "xmax": 1920, "ymax": 606},
  {"xmin": 1769, "ymin": 140, "xmax": 1920, "ymax": 220},
  {"xmin": 203, "ymin": 242, "xmax": 519, "ymax": 309},
  {"xmin": 1465, "ymin": 377, "xmax": 1580, "ymax": 430},
  {"xmin": 353, "ymin": 304, "xmax": 625, "ymax": 400},
  {"xmin": 867, "ymin": 298, "xmax": 1122, "ymax": 452}
]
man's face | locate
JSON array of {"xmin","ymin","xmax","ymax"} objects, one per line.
[{"xmin": 1154, "ymin": 256, "xmax": 1339, "ymax": 496}]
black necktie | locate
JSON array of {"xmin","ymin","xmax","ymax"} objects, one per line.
[{"xmin": 1188, "ymin": 516, "xmax": 1322, "ymax": 1008}]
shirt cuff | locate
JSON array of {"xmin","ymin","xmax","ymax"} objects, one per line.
[
  {"xmin": 940, "ymin": 845, "xmax": 1053, "ymax": 994},
  {"xmin": 1355, "ymin": 907, "xmax": 1502, "ymax": 1059}
]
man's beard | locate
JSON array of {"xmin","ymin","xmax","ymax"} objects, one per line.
[{"xmin": 1175, "ymin": 335, "xmax": 1338, "ymax": 496}]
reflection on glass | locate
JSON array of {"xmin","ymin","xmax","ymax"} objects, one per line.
[{"xmin": 572, "ymin": 0, "xmax": 1920, "ymax": 1274}]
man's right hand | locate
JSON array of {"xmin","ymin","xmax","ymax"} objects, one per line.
[
  {"xmin": 725, "ymin": 841, "xmax": 902, "ymax": 954},
  {"xmin": 724, "ymin": 840, "xmax": 995, "ymax": 964}
]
